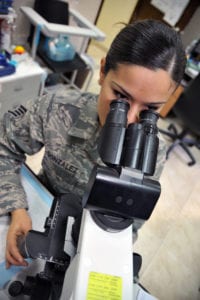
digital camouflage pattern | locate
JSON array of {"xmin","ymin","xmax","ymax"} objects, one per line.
[{"xmin": 0, "ymin": 87, "xmax": 166, "ymax": 215}]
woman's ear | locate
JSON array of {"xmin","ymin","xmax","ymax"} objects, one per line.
[{"xmin": 98, "ymin": 57, "xmax": 106, "ymax": 86}]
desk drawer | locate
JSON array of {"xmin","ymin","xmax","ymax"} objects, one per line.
[{"xmin": 0, "ymin": 75, "xmax": 42, "ymax": 117}]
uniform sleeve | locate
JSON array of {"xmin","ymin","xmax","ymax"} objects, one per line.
[{"xmin": 0, "ymin": 93, "xmax": 51, "ymax": 215}]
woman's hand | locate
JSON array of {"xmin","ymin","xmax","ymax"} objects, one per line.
[{"xmin": 6, "ymin": 208, "xmax": 32, "ymax": 269}]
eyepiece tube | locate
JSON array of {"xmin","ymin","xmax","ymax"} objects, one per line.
[
  {"xmin": 98, "ymin": 99, "xmax": 130, "ymax": 166},
  {"xmin": 140, "ymin": 110, "xmax": 159, "ymax": 127},
  {"xmin": 140, "ymin": 110, "xmax": 160, "ymax": 175},
  {"xmin": 121, "ymin": 109, "xmax": 160, "ymax": 175},
  {"xmin": 121, "ymin": 123, "xmax": 145, "ymax": 169},
  {"xmin": 141, "ymin": 134, "xmax": 159, "ymax": 175}
]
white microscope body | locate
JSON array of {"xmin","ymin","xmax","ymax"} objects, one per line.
[{"xmin": 8, "ymin": 100, "xmax": 160, "ymax": 300}]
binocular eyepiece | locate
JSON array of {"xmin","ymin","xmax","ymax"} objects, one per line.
[{"xmin": 98, "ymin": 99, "xmax": 159, "ymax": 176}]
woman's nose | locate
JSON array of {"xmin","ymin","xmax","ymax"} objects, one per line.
[{"xmin": 127, "ymin": 105, "xmax": 140, "ymax": 124}]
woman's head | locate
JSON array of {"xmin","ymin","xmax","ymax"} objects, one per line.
[
  {"xmin": 104, "ymin": 19, "xmax": 186, "ymax": 85},
  {"xmin": 97, "ymin": 19, "xmax": 186, "ymax": 126}
]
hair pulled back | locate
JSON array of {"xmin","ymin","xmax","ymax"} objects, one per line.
[{"xmin": 105, "ymin": 19, "xmax": 186, "ymax": 85}]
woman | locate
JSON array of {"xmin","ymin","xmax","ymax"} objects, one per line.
[{"xmin": 0, "ymin": 19, "xmax": 186, "ymax": 268}]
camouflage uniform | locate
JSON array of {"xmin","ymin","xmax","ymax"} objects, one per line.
[{"xmin": 0, "ymin": 88, "xmax": 166, "ymax": 216}]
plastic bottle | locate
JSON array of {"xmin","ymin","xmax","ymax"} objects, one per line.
[{"xmin": 45, "ymin": 35, "xmax": 76, "ymax": 62}]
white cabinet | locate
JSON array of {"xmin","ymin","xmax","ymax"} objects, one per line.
[{"xmin": 0, "ymin": 56, "xmax": 46, "ymax": 117}]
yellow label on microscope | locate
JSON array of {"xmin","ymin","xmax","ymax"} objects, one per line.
[{"xmin": 86, "ymin": 271, "xmax": 122, "ymax": 300}]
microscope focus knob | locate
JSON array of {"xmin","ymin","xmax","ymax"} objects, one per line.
[{"xmin": 8, "ymin": 280, "xmax": 24, "ymax": 296}]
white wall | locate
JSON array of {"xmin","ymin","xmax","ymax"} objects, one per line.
[
  {"xmin": 87, "ymin": 0, "xmax": 139, "ymax": 57},
  {"xmin": 180, "ymin": 6, "xmax": 200, "ymax": 48},
  {"xmin": 12, "ymin": 0, "xmax": 34, "ymax": 46}
]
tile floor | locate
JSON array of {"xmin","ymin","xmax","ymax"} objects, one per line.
[
  {"xmin": 134, "ymin": 132, "xmax": 200, "ymax": 300},
  {"xmin": 26, "ymin": 45, "xmax": 200, "ymax": 300}
]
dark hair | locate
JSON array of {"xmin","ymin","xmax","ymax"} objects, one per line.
[{"xmin": 105, "ymin": 19, "xmax": 186, "ymax": 85}]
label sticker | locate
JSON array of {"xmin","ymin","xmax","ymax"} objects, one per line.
[{"xmin": 86, "ymin": 271, "xmax": 122, "ymax": 300}]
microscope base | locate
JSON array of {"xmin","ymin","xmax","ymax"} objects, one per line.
[{"xmin": 60, "ymin": 209, "xmax": 157, "ymax": 300}]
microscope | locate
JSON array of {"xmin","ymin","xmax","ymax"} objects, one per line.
[{"xmin": 8, "ymin": 99, "xmax": 161, "ymax": 300}]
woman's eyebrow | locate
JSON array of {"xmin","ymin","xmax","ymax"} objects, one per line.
[
  {"xmin": 145, "ymin": 101, "xmax": 167, "ymax": 106},
  {"xmin": 112, "ymin": 81, "xmax": 166, "ymax": 105},
  {"xmin": 111, "ymin": 81, "xmax": 133, "ymax": 99}
]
